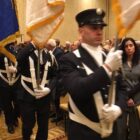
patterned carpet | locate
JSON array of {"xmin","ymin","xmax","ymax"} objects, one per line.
[{"xmin": 0, "ymin": 112, "xmax": 67, "ymax": 140}]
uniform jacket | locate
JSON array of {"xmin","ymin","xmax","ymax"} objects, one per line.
[
  {"xmin": 17, "ymin": 42, "xmax": 57, "ymax": 102},
  {"xmin": 0, "ymin": 45, "xmax": 20, "ymax": 88},
  {"xmin": 53, "ymin": 47, "xmax": 64, "ymax": 62},
  {"xmin": 59, "ymin": 46, "xmax": 119, "ymax": 140}
]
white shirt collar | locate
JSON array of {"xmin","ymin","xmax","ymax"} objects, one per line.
[
  {"xmin": 52, "ymin": 47, "xmax": 56, "ymax": 53},
  {"xmin": 81, "ymin": 43, "xmax": 103, "ymax": 66}
]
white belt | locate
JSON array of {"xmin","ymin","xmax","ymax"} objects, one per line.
[
  {"xmin": 40, "ymin": 61, "xmax": 50, "ymax": 87},
  {"xmin": 93, "ymin": 91, "xmax": 104, "ymax": 120},
  {"xmin": 21, "ymin": 76, "xmax": 35, "ymax": 96},
  {"xmin": 0, "ymin": 70, "xmax": 20, "ymax": 85},
  {"xmin": 69, "ymin": 95, "xmax": 101, "ymax": 134},
  {"xmin": 69, "ymin": 112, "xmax": 101, "ymax": 134},
  {"xmin": 21, "ymin": 75, "xmax": 48, "ymax": 96},
  {"xmin": 0, "ymin": 69, "xmax": 7, "ymax": 73},
  {"xmin": 21, "ymin": 75, "xmax": 32, "ymax": 83},
  {"xmin": 29, "ymin": 57, "xmax": 37, "ymax": 89}
]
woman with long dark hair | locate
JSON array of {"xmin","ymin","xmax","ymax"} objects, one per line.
[{"xmin": 117, "ymin": 37, "xmax": 140, "ymax": 140}]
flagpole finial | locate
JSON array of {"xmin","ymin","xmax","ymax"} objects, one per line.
[{"xmin": 96, "ymin": 8, "xmax": 103, "ymax": 15}]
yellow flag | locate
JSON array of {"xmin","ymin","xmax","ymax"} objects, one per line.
[
  {"xmin": 112, "ymin": 0, "xmax": 140, "ymax": 38},
  {"xmin": 26, "ymin": 0, "xmax": 65, "ymax": 48}
]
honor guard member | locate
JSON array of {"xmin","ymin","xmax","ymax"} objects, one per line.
[
  {"xmin": 17, "ymin": 41, "xmax": 57, "ymax": 140},
  {"xmin": 59, "ymin": 8, "xmax": 123, "ymax": 140},
  {"xmin": 0, "ymin": 43, "xmax": 20, "ymax": 134}
]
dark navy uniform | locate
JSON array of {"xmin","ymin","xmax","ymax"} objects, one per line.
[
  {"xmin": 59, "ymin": 8, "xmax": 123, "ymax": 140},
  {"xmin": 0, "ymin": 44, "xmax": 20, "ymax": 133},
  {"xmin": 17, "ymin": 42, "xmax": 57, "ymax": 140},
  {"xmin": 59, "ymin": 46, "xmax": 120, "ymax": 140}
]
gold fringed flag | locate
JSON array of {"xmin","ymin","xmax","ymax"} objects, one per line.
[
  {"xmin": 0, "ymin": 0, "xmax": 20, "ymax": 63},
  {"xmin": 26, "ymin": 0, "xmax": 65, "ymax": 48},
  {"xmin": 112, "ymin": 0, "xmax": 140, "ymax": 38}
]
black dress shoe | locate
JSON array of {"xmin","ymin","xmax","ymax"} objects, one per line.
[{"xmin": 7, "ymin": 125, "xmax": 15, "ymax": 134}]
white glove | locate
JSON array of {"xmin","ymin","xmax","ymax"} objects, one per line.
[
  {"xmin": 8, "ymin": 66, "xmax": 17, "ymax": 73},
  {"xmin": 102, "ymin": 104, "xmax": 122, "ymax": 123},
  {"xmin": 104, "ymin": 49, "xmax": 122, "ymax": 71},
  {"xmin": 100, "ymin": 121, "xmax": 113, "ymax": 138},
  {"xmin": 34, "ymin": 85, "xmax": 50, "ymax": 99}
]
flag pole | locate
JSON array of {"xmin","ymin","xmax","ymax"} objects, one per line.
[
  {"xmin": 101, "ymin": 33, "xmax": 120, "ymax": 138},
  {"xmin": 108, "ymin": 33, "xmax": 118, "ymax": 106},
  {"xmin": 37, "ymin": 47, "xmax": 41, "ymax": 89},
  {"xmin": 104, "ymin": 33, "xmax": 119, "ymax": 135}
]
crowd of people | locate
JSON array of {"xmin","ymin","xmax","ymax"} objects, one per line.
[{"xmin": 0, "ymin": 8, "xmax": 140, "ymax": 140}]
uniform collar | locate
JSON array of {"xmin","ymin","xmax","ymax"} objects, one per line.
[{"xmin": 81, "ymin": 43, "xmax": 103, "ymax": 66}]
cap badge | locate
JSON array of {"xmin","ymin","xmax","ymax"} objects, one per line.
[{"xmin": 96, "ymin": 8, "xmax": 102, "ymax": 15}]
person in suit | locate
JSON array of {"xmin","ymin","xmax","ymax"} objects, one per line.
[
  {"xmin": 17, "ymin": 41, "xmax": 57, "ymax": 140},
  {"xmin": 45, "ymin": 39, "xmax": 65, "ymax": 122},
  {"xmin": 70, "ymin": 40, "xmax": 81, "ymax": 52},
  {"xmin": 116, "ymin": 37, "xmax": 140, "ymax": 140},
  {"xmin": 59, "ymin": 8, "xmax": 123, "ymax": 140},
  {"xmin": 0, "ymin": 43, "xmax": 20, "ymax": 134},
  {"xmin": 63, "ymin": 41, "xmax": 71, "ymax": 53}
]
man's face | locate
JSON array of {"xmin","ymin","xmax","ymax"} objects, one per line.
[
  {"xmin": 79, "ymin": 25, "xmax": 104, "ymax": 47},
  {"xmin": 44, "ymin": 44, "xmax": 53, "ymax": 51}
]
